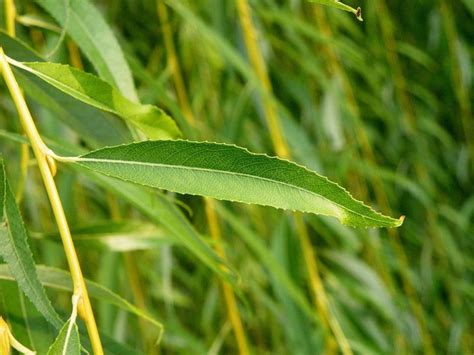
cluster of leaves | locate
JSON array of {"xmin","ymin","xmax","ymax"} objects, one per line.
[{"xmin": 0, "ymin": 0, "xmax": 472, "ymax": 353}]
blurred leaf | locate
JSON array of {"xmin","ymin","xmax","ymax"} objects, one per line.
[
  {"xmin": 0, "ymin": 31, "xmax": 131, "ymax": 147},
  {"xmin": 73, "ymin": 140, "xmax": 403, "ymax": 228},
  {"xmin": 0, "ymin": 159, "xmax": 62, "ymax": 329},
  {"xmin": 37, "ymin": 221, "xmax": 174, "ymax": 252},
  {"xmin": 0, "ymin": 281, "xmax": 56, "ymax": 353},
  {"xmin": 9, "ymin": 60, "xmax": 181, "ymax": 140},
  {"xmin": 79, "ymin": 173, "xmax": 236, "ymax": 283},
  {"xmin": 34, "ymin": 0, "xmax": 138, "ymax": 100},
  {"xmin": 0, "ymin": 264, "xmax": 163, "ymax": 340}
]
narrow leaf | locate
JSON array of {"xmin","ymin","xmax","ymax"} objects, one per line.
[
  {"xmin": 72, "ymin": 140, "xmax": 403, "ymax": 228},
  {"xmin": 35, "ymin": 0, "xmax": 138, "ymax": 100},
  {"xmin": 308, "ymin": 0, "xmax": 363, "ymax": 21},
  {"xmin": 0, "ymin": 265, "xmax": 164, "ymax": 339},
  {"xmin": 38, "ymin": 221, "xmax": 174, "ymax": 252},
  {"xmin": 0, "ymin": 131, "xmax": 235, "ymax": 283},
  {"xmin": 0, "ymin": 31, "xmax": 132, "ymax": 147},
  {"xmin": 46, "ymin": 320, "xmax": 80, "ymax": 355},
  {"xmin": 9, "ymin": 60, "xmax": 181, "ymax": 140},
  {"xmin": 0, "ymin": 159, "xmax": 63, "ymax": 329}
]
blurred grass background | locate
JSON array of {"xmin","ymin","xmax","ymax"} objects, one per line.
[{"xmin": 0, "ymin": 0, "xmax": 473, "ymax": 354}]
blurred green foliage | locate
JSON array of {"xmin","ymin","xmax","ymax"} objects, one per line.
[{"xmin": 0, "ymin": 0, "xmax": 472, "ymax": 353}]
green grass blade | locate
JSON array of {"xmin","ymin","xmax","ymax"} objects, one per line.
[
  {"xmin": 9, "ymin": 60, "xmax": 181, "ymax": 140},
  {"xmin": 73, "ymin": 140, "xmax": 403, "ymax": 228},
  {"xmin": 0, "ymin": 159, "xmax": 63, "ymax": 329}
]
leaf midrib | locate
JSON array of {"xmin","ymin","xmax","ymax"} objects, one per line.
[{"xmin": 16, "ymin": 61, "xmax": 113, "ymax": 114}]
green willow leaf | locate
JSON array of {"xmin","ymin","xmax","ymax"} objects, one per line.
[
  {"xmin": 0, "ymin": 159, "xmax": 63, "ymax": 329},
  {"xmin": 0, "ymin": 31, "xmax": 132, "ymax": 147},
  {"xmin": 0, "ymin": 265, "xmax": 163, "ymax": 339},
  {"xmin": 47, "ymin": 320, "xmax": 80, "ymax": 355},
  {"xmin": 71, "ymin": 140, "xmax": 403, "ymax": 228},
  {"xmin": 9, "ymin": 60, "xmax": 181, "ymax": 140},
  {"xmin": 308, "ymin": 0, "xmax": 363, "ymax": 21},
  {"xmin": 35, "ymin": 0, "xmax": 138, "ymax": 100},
  {"xmin": 0, "ymin": 130, "xmax": 235, "ymax": 284}
]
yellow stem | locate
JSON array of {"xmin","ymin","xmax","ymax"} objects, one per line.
[
  {"xmin": 311, "ymin": 0, "xmax": 400, "ymax": 303},
  {"xmin": 205, "ymin": 199, "xmax": 249, "ymax": 355},
  {"xmin": 1, "ymin": 316, "xmax": 35, "ymax": 355},
  {"xmin": 236, "ymin": 1, "xmax": 351, "ymax": 353},
  {"xmin": 67, "ymin": 40, "xmax": 84, "ymax": 70},
  {"xmin": 105, "ymin": 194, "xmax": 153, "ymax": 353},
  {"xmin": 294, "ymin": 215, "xmax": 350, "ymax": 355},
  {"xmin": 157, "ymin": 4, "xmax": 248, "ymax": 351},
  {"xmin": 438, "ymin": 0, "xmax": 474, "ymax": 167},
  {"xmin": 4, "ymin": 0, "xmax": 16, "ymax": 37},
  {"xmin": 311, "ymin": 6, "xmax": 434, "ymax": 353},
  {"xmin": 236, "ymin": 0, "xmax": 288, "ymax": 158},
  {"xmin": 375, "ymin": 4, "xmax": 435, "ymax": 354},
  {"xmin": 0, "ymin": 48, "xmax": 104, "ymax": 355},
  {"xmin": 157, "ymin": 0, "xmax": 195, "ymax": 126}
]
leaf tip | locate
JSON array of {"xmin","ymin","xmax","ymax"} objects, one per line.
[
  {"xmin": 356, "ymin": 7, "xmax": 363, "ymax": 21},
  {"xmin": 397, "ymin": 215, "xmax": 405, "ymax": 226}
]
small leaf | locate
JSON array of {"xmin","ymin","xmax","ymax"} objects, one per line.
[
  {"xmin": 9, "ymin": 60, "xmax": 182, "ymax": 140},
  {"xmin": 308, "ymin": 0, "xmax": 363, "ymax": 21},
  {"xmin": 46, "ymin": 320, "xmax": 80, "ymax": 355},
  {"xmin": 0, "ymin": 159, "xmax": 63, "ymax": 329},
  {"xmin": 71, "ymin": 140, "xmax": 403, "ymax": 228}
]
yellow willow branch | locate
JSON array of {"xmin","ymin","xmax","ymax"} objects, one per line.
[
  {"xmin": 236, "ymin": 1, "xmax": 351, "ymax": 353},
  {"xmin": 205, "ymin": 199, "xmax": 249, "ymax": 355},
  {"xmin": 4, "ymin": 0, "xmax": 16, "ymax": 36},
  {"xmin": 157, "ymin": 2, "xmax": 247, "ymax": 350},
  {"xmin": 375, "ymin": 3, "xmax": 435, "ymax": 354},
  {"xmin": 236, "ymin": 0, "xmax": 288, "ymax": 158},
  {"xmin": 106, "ymin": 193, "xmax": 153, "ymax": 352},
  {"xmin": 0, "ymin": 48, "xmax": 104, "ymax": 355},
  {"xmin": 438, "ymin": 0, "xmax": 474, "ymax": 168},
  {"xmin": 310, "ymin": 6, "xmax": 411, "ymax": 351},
  {"xmin": 311, "ymin": 6, "xmax": 435, "ymax": 353},
  {"xmin": 1, "ymin": 316, "xmax": 36, "ymax": 355},
  {"xmin": 157, "ymin": 3, "xmax": 248, "ymax": 351},
  {"xmin": 157, "ymin": 0, "xmax": 195, "ymax": 126}
]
